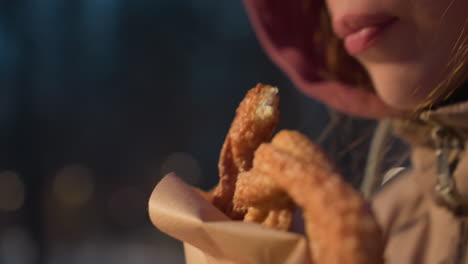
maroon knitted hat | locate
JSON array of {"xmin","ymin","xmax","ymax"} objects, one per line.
[{"xmin": 243, "ymin": 0, "xmax": 405, "ymax": 118}]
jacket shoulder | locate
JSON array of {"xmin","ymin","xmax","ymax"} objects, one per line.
[{"xmin": 371, "ymin": 169, "xmax": 427, "ymax": 237}]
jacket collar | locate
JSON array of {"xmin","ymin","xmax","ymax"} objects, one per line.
[
  {"xmin": 394, "ymin": 101, "xmax": 468, "ymax": 213},
  {"xmin": 394, "ymin": 101, "xmax": 468, "ymax": 147}
]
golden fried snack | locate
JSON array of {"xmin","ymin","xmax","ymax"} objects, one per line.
[
  {"xmin": 234, "ymin": 170, "xmax": 282, "ymax": 207},
  {"xmin": 253, "ymin": 140, "xmax": 385, "ymax": 264},
  {"xmin": 270, "ymin": 130, "xmax": 334, "ymax": 169},
  {"xmin": 211, "ymin": 83, "xmax": 279, "ymax": 218},
  {"xmin": 206, "ymin": 84, "xmax": 383, "ymax": 261},
  {"xmin": 233, "ymin": 130, "xmax": 331, "ymax": 231},
  {"xmin": 244, "ymin": 205, "xmax": 294, "ymax": 231},
  {"xmin": 233, "ymin": 169, "xmax": 294, "ymax": 230}
]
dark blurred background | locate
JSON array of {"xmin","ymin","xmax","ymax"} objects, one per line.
[{"xmin": 0, "ymin": 1, "xmax": 385, "ymax": 263}]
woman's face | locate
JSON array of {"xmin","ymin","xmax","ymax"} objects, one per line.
[{"xmin": 325, "ymin": 0, "xmax": 468, "ymax": 110}]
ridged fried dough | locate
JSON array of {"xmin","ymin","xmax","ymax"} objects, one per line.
[
  {"xmin": 233, "ymin": 130, "xmax": 336, "ymax": 231},
  {"xmin": 211, "ymin": 83, "xmax": 279, "ymax": 218},
  {"xmin": 254, "ymin": 142, "xmax": 384, "ymax": 264}
]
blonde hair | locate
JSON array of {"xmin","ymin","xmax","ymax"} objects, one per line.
[{"xmin": 418, "ymin": 21, "xmax": 468, "ymax": 110}]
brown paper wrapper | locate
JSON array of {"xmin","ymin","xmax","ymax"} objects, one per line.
[{"xmin": 148, "ymin": 173, "xmax": 311, "ymax": 264}]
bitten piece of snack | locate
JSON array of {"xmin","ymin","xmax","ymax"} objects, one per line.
[{"xmin": 211, "ymin": 83, "xmax": 279, "ymax": 218}]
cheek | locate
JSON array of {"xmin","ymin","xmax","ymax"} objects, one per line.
[
  {"xmin": 357, "ymin": 0, "xmax": 468, "ymax": 110},
  {"xmin": 325, "ymin": 0, "xmax": 467, "ymax": 110}
]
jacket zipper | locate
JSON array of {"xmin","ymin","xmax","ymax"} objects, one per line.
[
  {"xmin": 430, "ymin": 125, "xmax": 467, "ymax": 264},
  {"xmin": 421, "ymin": 111, "xmax": 468, "ymax": 263},
  {"xmin": 431, "ymin": 126, "xmax": 463, "ymax": 210}
]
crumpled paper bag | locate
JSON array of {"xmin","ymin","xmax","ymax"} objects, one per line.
[{"xmin": 148, "ymin": 173, "xmax": 311, "ymax": 264}]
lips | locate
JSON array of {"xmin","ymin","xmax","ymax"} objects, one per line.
[{"xmin": 333, "ymin": 14, "xmax": 397, "ymax": 55}]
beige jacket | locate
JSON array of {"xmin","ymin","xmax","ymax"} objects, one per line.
[{"xmin": 373, "ymin": 102, "xmax": 468, "ymax": 264}]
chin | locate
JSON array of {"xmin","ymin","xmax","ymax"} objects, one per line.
[
  {"xmin": 376, "ymin": 89, "xmax": 421, "ymax": 110},
  {"xmin": 370, "ymin": 69, "xmax": 435, "ymax": 111}
]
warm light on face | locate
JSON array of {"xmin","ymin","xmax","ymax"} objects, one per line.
[{"xmin": 326, "ymin": 0, "xmax": 468, "ymax": 109}]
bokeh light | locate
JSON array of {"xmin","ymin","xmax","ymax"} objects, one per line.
[
  {"xmin": 0, "ymin": 1, "xmax": 361, "ymax": 263},
  {"xmin": 160, "ymin": 152, "xmax": 201, "ymax": 186},
  {"xmin": 0, "ymin": 171, "xmax": 25, "ymax": 212},
  {"xmin": 52, "ymin": 165, "xmax": 95, "ymax": 207}
]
